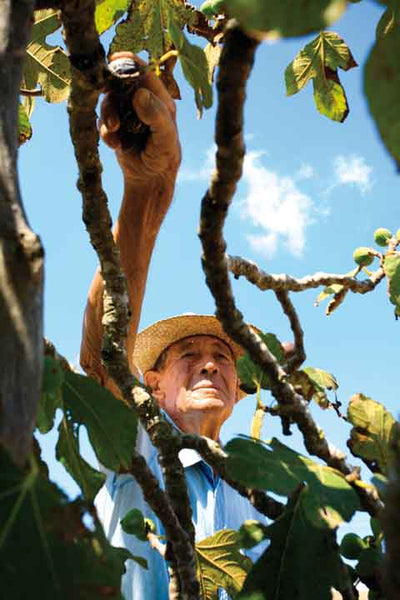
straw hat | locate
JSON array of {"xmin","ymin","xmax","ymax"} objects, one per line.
[{"xmin": 133, "ymin": 313, "xmax": 254, "ymax": 398}]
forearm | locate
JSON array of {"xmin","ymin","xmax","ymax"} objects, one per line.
[{"xmin": 80, "ymin": 176, "xmax": 176, "ymax": 390}]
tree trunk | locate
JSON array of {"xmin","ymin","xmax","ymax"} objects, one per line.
[{"xmin": 0, "ymin": 0, "xmax": 44, "ymax": 465}]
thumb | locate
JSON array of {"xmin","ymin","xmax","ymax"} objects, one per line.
[{"xmin": 133, "ymin": 88, "xmax": 164, "ymax": 129}]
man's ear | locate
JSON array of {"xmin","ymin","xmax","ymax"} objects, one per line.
[{"xmin": 144, "ymin": 370, "xmax": 165, "ymax": 402}]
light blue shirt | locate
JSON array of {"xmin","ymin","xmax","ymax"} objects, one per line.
[{"xmin": 95, "ymin": 419, "xmax": 268, "ymax": 600}]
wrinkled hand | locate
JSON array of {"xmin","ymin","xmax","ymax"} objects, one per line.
[{"xmin": 99, "ymin": 52, "xmax": 181, "ymax": 187}]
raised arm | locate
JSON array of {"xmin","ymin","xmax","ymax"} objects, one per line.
[{"xmin": 80, "ymin": 53, "xmax": 181, "ymax": 394}]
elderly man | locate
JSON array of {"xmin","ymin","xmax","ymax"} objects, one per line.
[{"xmin": 81, "ymin": 53, "xmax": 267, "ymax": 600}]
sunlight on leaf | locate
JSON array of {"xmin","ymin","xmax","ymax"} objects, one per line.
[
  {"xmin": 225, "ymin": 436, "xmax": 359, "ymax": 529},
  {"xmin": 95, "ymin": 0, "xmax": 129, "ymax": 34},
  {"xmin": 196, "ymin": 529, "xmax": 252, "ymax": 599},
  {"xmin": 347, "ymin": 393, "xmax": 397, "ymax": 475},
  {"xmin": 23, "ymin": 9, "xmax": 71, "ymax": 103}
]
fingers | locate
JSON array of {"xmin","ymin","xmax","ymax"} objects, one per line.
[{"xmin": 133, "ymin": 88, "xmax": 177, "ymax": 153}]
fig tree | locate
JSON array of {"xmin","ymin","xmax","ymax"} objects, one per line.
[
  {"xmin": 353, "ymin": 247, "xmax": 375, "ymax": 267},
  {"xmin": 374, "ymin": 227, "xmax": 392, "ymax": 247},
  {"xmin": 42, "ymin": 356, "xmax": 64, "ymax": 394},
  {"xmin": 340, "ymin": 533, "xmax": 367, "ymax": 560}
]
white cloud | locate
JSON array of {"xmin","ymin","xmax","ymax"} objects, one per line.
[
  {"xmin": 177, "ymin": 147, "xmax": 215, "ymax": 183},
  {"xmin": 333, "ymin": 155, "xmax": 373, "ymax": 194},
  {"xmin": 240, "ymin": 151, "xmax": 314, "ymax": 258},
  {"xmin": 296, "ymin": 163, "xmax": 315, "ymax": 180}
]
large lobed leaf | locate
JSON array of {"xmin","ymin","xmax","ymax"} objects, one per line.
[
  {"xmin": 196, "ymin": 529, "xmax": 252, "ymax": 599},
  {"xmin": 23, "ymin": 9, "xmax": 71, "ymax": 103},
  {"xmin": 62, "ymin": 371, "xmax": 138, "ymax": 472},
  {"xmin": 37, "ymin": 360, "xmax": 138, "ymax": 500},
  {"xmin": 226, "ymin": 0, "xmax": 348, "ymax": 39},
  {"xmin": 364, "ymin": 11, "xmax": 400, "ymax": 167},
  {"xmin": 285, "ymin": 31, "xmax": 357, "ymax": 122},
  {"xmin": 347, "ymin": 393, "xmax": 397, "ymax": 475},
  {"xmin": 238, "ymin": 488, "xmax": 352, "ymax": 600},
  {"xmin": 0, "ymin": 448, "xmax": 133, "ymax": 599},
  {"xmin": 225, "ymin": 436, "xmax": 359, "ymax": 529},
  {"xmin": 111, "ymin": 0, "xmax": 199, "ymax": 59}
]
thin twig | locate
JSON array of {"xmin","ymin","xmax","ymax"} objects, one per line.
[
  {"xmin": 274, "ymin": 290, "xmax": 306, "ymax": 373},
  {"xmin": 199, "ymin": 20, "xmax": 383, "ymax": 519},
  {"xmin": 229, "ymin": 255, "xmax": 385, "ymax": 295}
]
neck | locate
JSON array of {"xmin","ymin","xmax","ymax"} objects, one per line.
[{"xmin": 168, "ymin": 411, "xmax": 222, "ymax": 441}]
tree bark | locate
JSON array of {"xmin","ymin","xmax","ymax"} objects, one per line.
[{"xmin": 0, "ymin": 0, "xmax": 44, "ymax": 465}]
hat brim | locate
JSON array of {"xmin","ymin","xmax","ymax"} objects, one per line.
[{"xmin": 133, "ymin": 314, "xmax": 254, "ymax": 399}]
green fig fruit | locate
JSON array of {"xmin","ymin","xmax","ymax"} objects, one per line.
[
  {"xmin": 374, "ymin": 227, "xmax": 392, "ymax": 247},
  {"xmin": 200, "ymin": 0, "xmax": 225, "ymax": 18},
  {"xmin": 121, "ymin": 508, "xmax": 147, "ymax": 540},
  {"xmin": 353, "ymin": 247, "xmax": 375, "ymax": 267},
  {"xmin": 340, "ymin": 533, "xmax": 367, "ymax": 560}
]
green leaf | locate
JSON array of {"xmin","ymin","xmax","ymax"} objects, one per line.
[
  {"xmin": 0, "ymin": 448, "xmax": 130, "ymax": 599},
  {"xmin": 62, "ymin": 371, "xmax": 138, "ymax": 471},
  {"xmin": 236, "ymin": 333, "xmax": 284, "ymax": 394},
  {"xmin": 347, "ymin": 393, "xmax": 397, "ymax": 475},
  {"xmin": 365, "ymin": 16, "xmax": 400, "ymax": 167},
  {"xmin": 18, "ymin": 102, "xmax": 32, "ymax": 145},
  {"xmin": 37, "ymin": 356, "xmax": 64, "ymax": 434},
  {"xmin": 111, "ymin": 0, "xmax": 200, "ymax": 60},
  {"xmin": 239, "ymin": 488, "xmax": 352, "ymax": 600},
  {"xmin": 168, "ymin": 18, "xmax": 212, "ymax": 115},
  {"xmin": 23, "ymin": 9, "xmax": 71, "ymax": 103},
  {"xmin": 204, "ymin": 41, "xmax": 222, "ymax": 83},
  {"xmin": 303, "ymin": 366, "xmax": 338, "ymax": 408},
  {"xmin": 315, "ymin": 283, "xmax": 345, "ymax": 306},
  {"xmin": 384, "ymin": 252, "xmax": 400, "ymax": 317},
  {"xmin": 285, "ymin": 32, "xmax": 357, "ymax": 122},
  {"xmin": 376, "ymin": 8, "xmax": 399, "ymax": 40},
  {"xmin": 95, "ymin": 0, "xmax": 129, "ymax": 34},
  {"xmin": 56, "ymin": 416, "xmax": 106, "ymax": 502},
  {"xmin": 225, "ymin": 436, "xmax": 359, "ymax": 528},
  {"xmin": 195, "ymin": 529, "xmax": 252, "ymax": 599},
  {"xmin": 227, "ymin": 0, "xmax": 347, "ymax": 39}
]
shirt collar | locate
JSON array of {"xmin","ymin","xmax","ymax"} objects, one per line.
[{"xmin": 161, "ymin": 410, "xmax": 203, "ymax": 468}]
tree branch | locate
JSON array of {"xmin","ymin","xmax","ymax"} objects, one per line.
[
  {"xmin": 228, "ymin": 255, "xmax": 385, "ymax": 295},
  {"xmin": 60, "ymin": 2, "xmax": 199, "ymax": 598},
  {"xmin": 198, "ymin": 21, "xmax": 383, "ymax": 519},
  {"xmin": 180, "ymin": 434, "xmax": 284, "ymax": 520},
  {"xmin": 274, "ymin": 290, "xmax": 306, "ymax": 373},
  {"xmin": 0, "ymin": 0, "xmax": 44, "ymax": 466}
]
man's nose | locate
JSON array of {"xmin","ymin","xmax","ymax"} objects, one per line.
[{"xmin": 200, "ymin": 360, "xmax": 218, "ymax": 375}]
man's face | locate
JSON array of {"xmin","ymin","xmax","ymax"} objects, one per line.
[{"xmin": 144, "ymin": 335, "xmax": 239, "ymax": 437}]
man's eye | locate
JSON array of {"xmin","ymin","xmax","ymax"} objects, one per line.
[{"xmin": 182, "ymin": 352, "xmax": 195, "ymax": 359}]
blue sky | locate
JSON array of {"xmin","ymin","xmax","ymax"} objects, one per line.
[{"xmin": 22, "ymin": 1, "xmax": 398, "ymax": 540}]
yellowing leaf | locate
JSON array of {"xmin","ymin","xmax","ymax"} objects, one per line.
[
  {"xmin": 196, "ymin": 530, "xmax": 252, "ymax": 599},
  {"xmin": 23, "ymin": 9, "xmax": 71, "ymax": 103},
  {"xmin": 285, "ymin": 31, "xmax": 357, "ymax": 122},
  {"xmin": 347, "ymin": 393, "xmax": 397, "ymax": 475},
  {"xmin": 95, "ymin": 0, "xmax": 129, "ymax": 34}
]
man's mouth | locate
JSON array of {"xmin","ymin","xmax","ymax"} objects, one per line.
[{"xmin": 192, "ymin": 382, "xmax": 220, "ymax": 392}]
